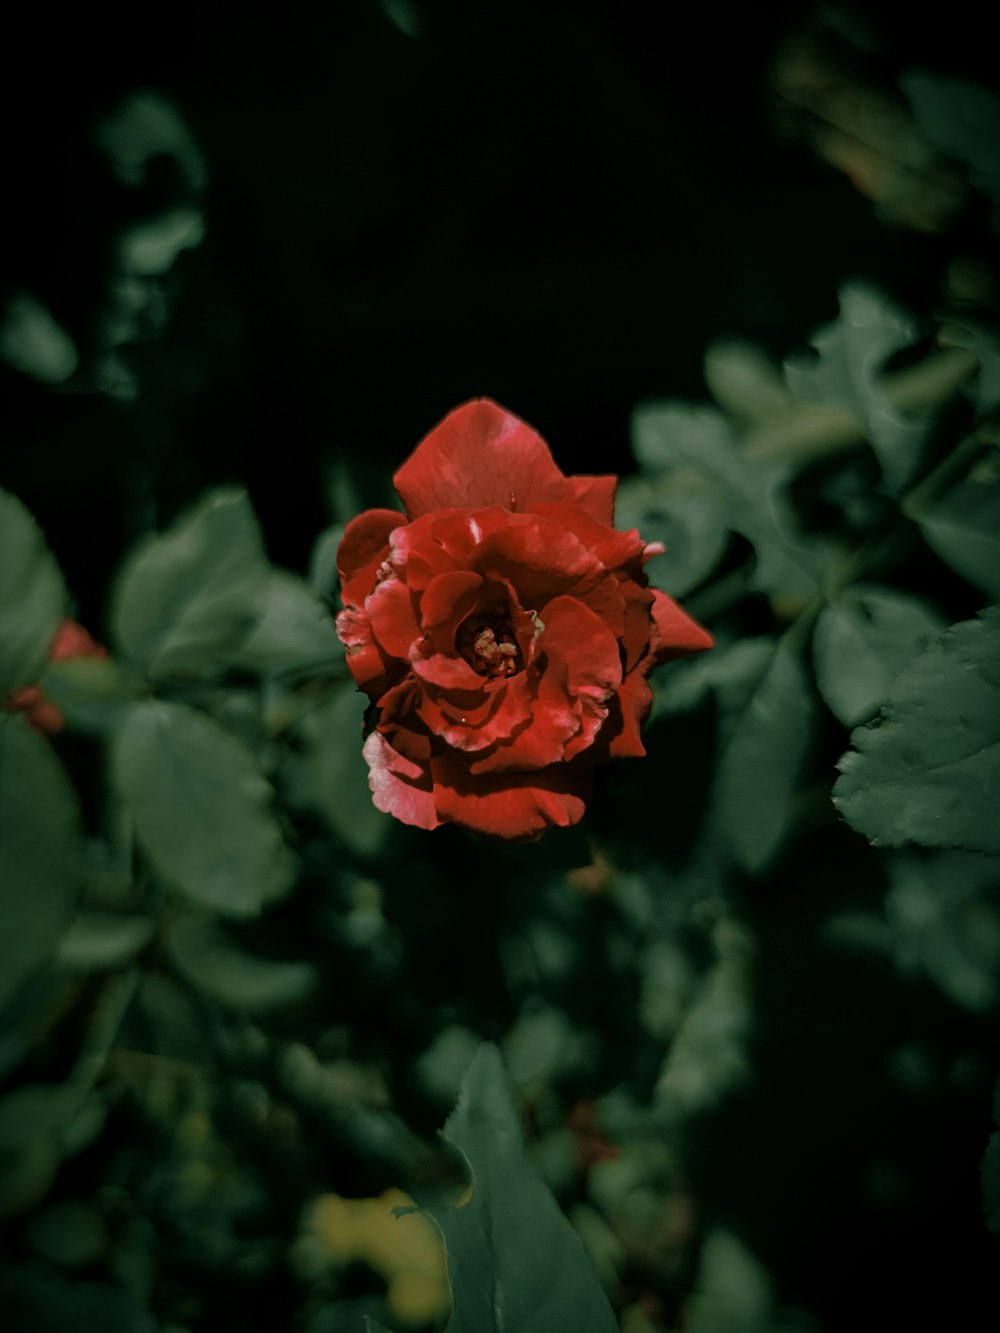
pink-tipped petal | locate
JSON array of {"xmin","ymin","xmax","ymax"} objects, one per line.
[{"xmin": 363, "ymin": 732, "xmax": 441, "ymax": 830}]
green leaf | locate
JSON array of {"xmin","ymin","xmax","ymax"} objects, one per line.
[
  {"xmin": 165, "ymin": 914, "xmax": 316, "ymax": 1011},
  {"xmin": 309, "ymin": 522, "xmax": 345, "ymax": 602},
  {"xmin": 714, "ymin": 642, "xmax": 818, "ymax": 874},
  {"xmin": 917, "ymin": 473, "xmax": 1000, "ymax": 601},
  {"xmin": 0, "ymin": 488, "xmax": 65, "ymax": 693},
  {"xmin": 111, "ymin": 488, "xmax": 268, "ymax": 680},
  {"xmin": 41, "ymin": 655, "xmax": 142, "ymax": 735},
  {"xmin": 423, "ymin": 1043, "xmax": 618, "ymax": 1333},
  {"xmin": 0, "ymin": 293, "xmax": 78, "ymax": 384},
  {"xmin": 833, "ymin": 607, "xmax": 1000, "ymax": 854},
  {"xmin": 784, "ymin": 283, "xmax": 930, "ymax": 493},
  {"xmin": 813, "ymin": 584, "xmax": 947, "ymax": 727},
  {"xmin": 112, "ymin": 699, "xmax": 296, "ymax": 916},
  {"xmin": 614, "ymin": 474, "xmax": 729, "ymax": 598},
  {"xmin": 901, "ymin": 71, "xmax": 1000, "ymax": 207},
  {"xmin": 882, "ymin": 851, "xmax": 1000, "ymax": 1012},
  {"xmin": 0, "ymin": 716, "xmax": 82, "ymax": 1008},
  {"xmin": 281, "ymin": 683, "xmax": 389, "ymax": 858},
  {"xmin": 631, "ymin": 403, "xmax": 833, "ymax": 599},
  {"xmin": 236, "ymin": 569, "xmax": 342, "ymax": 678},
  {"xmin": 56, "ymin": 912, "xmax": 155, "ymax": 970}
]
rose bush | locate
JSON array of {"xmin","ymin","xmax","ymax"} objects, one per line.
[{"xmin": 335, "ymin": 399, "xmax": 712, "ymax": 839}]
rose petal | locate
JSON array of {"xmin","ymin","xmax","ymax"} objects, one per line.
[
  {"xmin": 366, "ymin": 578, "xmax": 422, "ymax": 663},
  {"xmin": 364, "ymin": 732, "xmax": 441, "ymax": 830},
  {"xmin": 431, "ymin": 753, "xmax": 589, "ymax": 840},
  {"xmin": 566, "ymin": 475, "xmax": 617, "ymax": 526},
  {"xmin": 335, "ymin": 606, "xmax": 394, "ymax": 698},
  {"xmin": 394, "ymin": 399, "xmax": 574, "ymax": 518},
  {"xmin": 337, "ymin": 508, "xmax": 407, "ymax": 607},
  {"xmin": 419, "ymin": 570, "xmax": 485, "ymax": 651},
  {"xmin": 603, "ymin": 671, "xmax": 653, "ymax": 759},
  {"xmin": 649, "ymin": 590, "xmax": 714, "ymax": 664}
]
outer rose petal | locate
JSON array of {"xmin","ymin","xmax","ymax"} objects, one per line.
[
  {"xmin": 366, "ymin": 578, "xmax": 422, "ymax": 663},
  {"xmin": 336, "ymin": 605, "xmax": 397, "ymax": 697},
  {"xmin": 394, "ymin": 400, "xmax": 576, "ymax": 518},
  {"xmin": 431, "ymin": 753, "xmax": 589, "ymax": 840},
  {"xmin": 604, "ymin": 671, "xmax": 653, "ymax": 759},
  {"xmin": 566, "ymin": 475, "xmax": 617, "ymax": 526},
  {"xmin": 649, "ymin": 590, "xmax": 714, "ymax": 664},
  {"xmin": 364, "ymin": 732, "xmax": 441, "ymax": 830},
  {"xmin": 337, "ymin": 508, "xmax": 407, "ymax": 607}
]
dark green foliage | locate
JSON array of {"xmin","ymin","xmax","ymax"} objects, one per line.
[{"xmin": 834, "ymin": 609, "xmax": 1000, "ymax": 855}]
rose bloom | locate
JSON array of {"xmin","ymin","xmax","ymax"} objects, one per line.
[
  {"xmin": 335, "ymin": 400, "xmax": 712, "ymax": 840},
  {"xmin": 6, "ymin": 619, "xmax": 107, "ymax": 735}
]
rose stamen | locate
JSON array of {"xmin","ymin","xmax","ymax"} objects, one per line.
[{"xmin": 457, "ymin": 607, "xmax": 523, "ymax": 677}]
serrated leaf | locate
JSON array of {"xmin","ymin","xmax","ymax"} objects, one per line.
[
  {"xmin": 423, "ymin": 1043, "xmax": 618, "ymax": 1333},
  {"xmin": 784, "ymin": 283, "xmax": 930, "ymax": 492},
  {"xmin": 57, "ymin": 912, "xmax": 155, "ymax": 970},
  {"xmin": 111, "ymin": 488, "xmax": 268, "ymax": 679},
  {"xmin": 833, "ymin": 607, "xmax": 1000, "ymax": 854},
  {"xmin": 0, "ymin": 488, "xmax": 65, "ymax": 694},
  {"xmin": 165, "ymin": 914, "xmax": 315, "ymax": 1011},
  {"xmin": 0, "ymin": 716, "xmax": 82, "ymax": 1008},
  {"xmin": 281, "ymin": 683, "xmax": 389, "ymax": 858},
  {"xmin": 631, "ymin": 403, "xmax": 832, "ymax": 598},
  {"xmin": 112, "ymin": 699, "xmax": 296, "ymax": 916},
  {"xmin": 236, "ymin": 569, "xmax": 342, "ymax": 677},
  {"xmin": 813, "ymin": 584, "xmax": 947, "ymax": 727},
  {"xmin": 714, "ymin": 642, "xmax": 817, "ymax": 873},
  {"xmin": 917, "ymin": 474, "xmax": 1000, "ymax": 600}
]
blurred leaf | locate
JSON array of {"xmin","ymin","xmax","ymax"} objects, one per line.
[
  {"xmin": 0, "ymin": 293, "xmax": 78, "ymax": 384},
  {"xmin": 118, "ymin": 207, "xmax": 204, "ymax": 277},
  {"xmin": 631, "ymin": 403, "xmax": 832, "ymax": 598},
  {"xmin": 282, "ymin": 683, "xmax": 389, "ymax": 858},
  {"xmin": 310, "ymin": 523, "xmax": 346, "ymax": 602},
  {"xmin": 0, "ymin": 1265, "xmax": 158, "ymax": 1333},
  {"xmin": 813, "ymin": 584, "xmax": 946, "ymax": 727},
  {"xmin": 0, "ymin": 488, "xmax": 65, "ymax": 693},
  {"xmin": 422, "ymin": 1043, "xmax": 618, "ymax": 1333},
  {"xmin": 41, "ymin": 656, "xmax": 143, "ymax": 734},
  {"xmin": 784, "ymin": 283, "xmax": 930, "ymax": 492},
  {"xmin": 651, "ymin": 636, "xmax": 774, "ymax": 726},
  {"xmin": 0, "ymin": 716, "xmax": 82, "ymax": 1007},
  {"xmin": 685, "ymin": 1229, "xmax": 818, "ymax": 1333},
  {"xmin": 883, "ymin": 851, "xmax": 1000, "ymax": 1012},
  {"xmin": 236, "ymin": 569, "xmax": 343, "ymax": 678},
  {"xmin": 901, "ymin": 71, "xmax": 1000, "ymax": 208},
  {"xmin": 25, "ymin": 1201, "xmax": 109, "ymax": 1269},
  {"xmin": 166, "ymin": 913, "xmax": 316, "ymax": 1011},
  {"xmin": 714, "ymin": 642, "xmax": 817, "ymax": 873},
  {"xmin": 614, "ymin": 474, "xmax": 729, "ymax": 598},
  {"xmin": 917, "ymin": 473, "xmax": 1000, "ymax": 601},
  {"xmin": 94, "ymin": 89, "xmax": 207, "ymax": 194},
  {"xmin": 111, "ymin": 488, "xmax": 268, "ymax": 680},
  {"xmin": 834, "ymin": 607, "xmax": 1000, "ymax": 854},
  {"xmin": 113, "ymin": 699, "xmax": 296, "ymax": 916},
  {"xmin": 703, "ymin": 339, "xmax": 793, "ymax": 424},
  {"xmin": 57, "ymin": 911, "xmax": 155, "ymax": 970},
  {"xmin": 654, "ymin": 911, "xmax": 753, "ymax": 1123},
  {"xmin": 938, "ymin": 318, "xmax": 1000, "ymax": 416},
  {"xmin": 0, "ymin": 1083, "xmax": 80, "ymax": 1152}
]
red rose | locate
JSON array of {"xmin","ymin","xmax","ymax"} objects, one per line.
[
  {"xmin": 6, "ymin": 619, "xmax": 107, "ymax": 735},
  {"xmin": 335, "ymin": 399, "xmax": 712, "ymax": 840}
]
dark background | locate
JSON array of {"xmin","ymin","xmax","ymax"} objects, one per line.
[{"xmin": 2, "ymin": 0, "xmax": 994, "ymax": 621}]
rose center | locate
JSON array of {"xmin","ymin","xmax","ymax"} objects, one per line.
[{"xmin": 456, "ymin": 607, "xmax": 522, "ymax": 678}]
